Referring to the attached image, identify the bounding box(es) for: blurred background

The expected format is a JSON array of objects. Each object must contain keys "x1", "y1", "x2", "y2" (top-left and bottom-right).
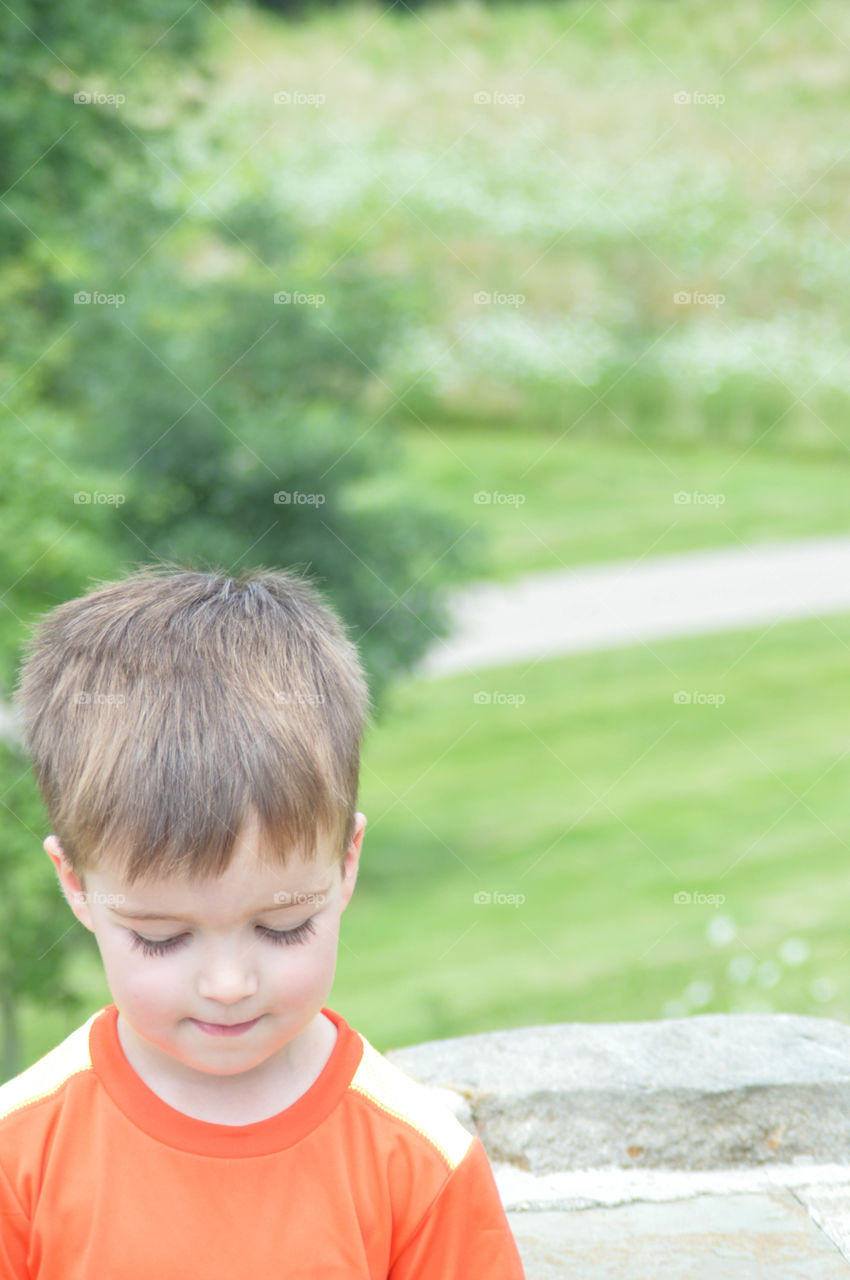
[{"x1": 3, "y1": 0, "x2": 850, "y2": 1081}]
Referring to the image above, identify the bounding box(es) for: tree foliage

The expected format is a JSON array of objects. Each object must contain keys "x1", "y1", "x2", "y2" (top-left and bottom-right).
[{"x1": 0, "y1": 0, "x2": 484, "y2": 1076}]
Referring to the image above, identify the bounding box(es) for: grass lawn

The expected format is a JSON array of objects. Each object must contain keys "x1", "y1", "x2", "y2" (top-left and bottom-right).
[
  {"x1": 352, "y1": 425, "x2": 850, "y2": 582},
  {"x1": 336, "y1": 607, "x2": 850, "y2": 1050}
]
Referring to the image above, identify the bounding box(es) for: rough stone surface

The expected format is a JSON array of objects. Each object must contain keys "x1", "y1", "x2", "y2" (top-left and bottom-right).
[
  {"x1": 795, "y1": 1188, "x2": 850, "y2": 1268},
  {"x1": 385, "y1": 1014, "x2": 850, "y2": 1172},
  {"x1": 506, "y1": 1192, "x2": 850, "y2": 1279},
  {"x1": 492, "y1": 1161, "x2": 850, "y2": 1213}
]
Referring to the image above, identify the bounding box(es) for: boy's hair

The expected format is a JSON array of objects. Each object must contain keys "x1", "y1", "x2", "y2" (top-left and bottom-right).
[{"x1": 13, "y1": 562, "x2": 372, "y2": 887}]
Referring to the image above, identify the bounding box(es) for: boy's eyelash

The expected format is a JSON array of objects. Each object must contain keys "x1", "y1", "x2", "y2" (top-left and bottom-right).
[
  {"x1": 128, "y1": 918, "x2": 317, "y2": 958},
  {"x1": 258, "y1": 919, "x2": 317, "y2": 947}
]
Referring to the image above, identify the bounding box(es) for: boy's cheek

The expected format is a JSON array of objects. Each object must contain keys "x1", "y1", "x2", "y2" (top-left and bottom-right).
[
  {"x1": 99, "y1": 942, "x2": 172, "y2": 1007},
  {"x1": 313, "y1": 936, "x2": 343, "y2": 991}
]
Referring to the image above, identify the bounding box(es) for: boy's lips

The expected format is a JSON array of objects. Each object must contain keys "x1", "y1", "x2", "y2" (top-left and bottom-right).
[{"x1": 190, "y1": 1016, "x2": 262, "y2": 1036}]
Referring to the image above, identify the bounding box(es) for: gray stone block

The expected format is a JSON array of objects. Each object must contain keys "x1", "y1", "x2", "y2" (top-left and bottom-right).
[
  {"x1": 507, "y1": 1192, "x2": 850, "y2": 1279},
  {"x1": 386, "y1": 1014, "x2": 850, "y2": 1172}
]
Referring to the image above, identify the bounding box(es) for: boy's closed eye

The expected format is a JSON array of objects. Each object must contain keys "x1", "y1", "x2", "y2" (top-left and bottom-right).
[{"x1": 128, "y1": 918, "x2": 317, "y2": 958}]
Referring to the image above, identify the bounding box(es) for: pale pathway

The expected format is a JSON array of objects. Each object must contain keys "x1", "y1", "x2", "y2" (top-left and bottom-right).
[{"x1": 418, "y1": 534, "x2": 850, "y2": 677}]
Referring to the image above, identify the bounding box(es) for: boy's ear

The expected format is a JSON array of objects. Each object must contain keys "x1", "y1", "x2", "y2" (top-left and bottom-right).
[
  {"x1": 340, "y1": 812, "x2": 366, "y2": 912},
  {"x1": 43, "y1": 835, "x2": 95, "y2": 931}
]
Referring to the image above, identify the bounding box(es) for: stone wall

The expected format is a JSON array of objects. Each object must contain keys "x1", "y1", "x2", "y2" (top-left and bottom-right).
[{"x1": 386, "y1": 1012, "x2": 850, "y2": 1174}]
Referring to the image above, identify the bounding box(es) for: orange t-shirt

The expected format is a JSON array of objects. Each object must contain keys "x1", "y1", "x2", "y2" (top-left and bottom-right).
[{"x1": 0, "y1": 1005, "x2": 525, "y2": 1279}]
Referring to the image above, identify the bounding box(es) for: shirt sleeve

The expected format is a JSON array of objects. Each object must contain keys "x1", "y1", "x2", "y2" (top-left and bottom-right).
[{"x1": 389, "y1": 1136, "x2": 526, "y2": 1280}]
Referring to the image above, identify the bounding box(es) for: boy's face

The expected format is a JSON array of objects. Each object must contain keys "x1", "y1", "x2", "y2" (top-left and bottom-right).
[{"x1": 44, "y1": 810, "x2": 366, "y2": 1091}]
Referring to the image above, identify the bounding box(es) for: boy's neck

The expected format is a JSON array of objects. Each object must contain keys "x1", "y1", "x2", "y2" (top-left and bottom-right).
[{"x1": 114, "y1": 1011, "x2": 338, "y2": 1126}]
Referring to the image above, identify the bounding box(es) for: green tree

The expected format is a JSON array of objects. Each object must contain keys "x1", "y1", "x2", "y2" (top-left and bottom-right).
[
  {"x1": 1, "y1": 0, "x2": 485, "y2": 1079},
  {"x1": 0, "y1": 0, "x2": 219, "y2": 1080}
]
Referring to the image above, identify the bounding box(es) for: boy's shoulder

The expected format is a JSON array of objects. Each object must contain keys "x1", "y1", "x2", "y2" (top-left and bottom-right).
[
  {"x1": 347, "y1": 1028, "x2": 475, "y2": 1171},
  {"x1": 0, "y1": 1007, "x2": 102, "y2": 1127}
]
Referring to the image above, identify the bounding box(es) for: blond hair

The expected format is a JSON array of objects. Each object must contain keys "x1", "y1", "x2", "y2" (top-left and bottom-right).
[{"x1": 14, "y1": 562, "x2": 371, "y2": 886}]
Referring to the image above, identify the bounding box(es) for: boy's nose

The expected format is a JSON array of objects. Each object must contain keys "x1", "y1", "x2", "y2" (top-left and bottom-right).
[{"x1": 196, "y1": 949, "x2": 260, "y2": 1003}]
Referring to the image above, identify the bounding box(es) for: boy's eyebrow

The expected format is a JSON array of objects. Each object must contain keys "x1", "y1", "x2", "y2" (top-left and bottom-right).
[{"x1": 107, "y1": 888, "x2": 332, "y2": 924}]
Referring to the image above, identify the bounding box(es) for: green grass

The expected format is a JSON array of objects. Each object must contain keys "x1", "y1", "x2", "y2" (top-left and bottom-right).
[
  {"x1": 333, "y1": 609, "x2": 850, "y2": 1050},
  {"x1": 349, "y1": 425, "x2": 850, "y2": 581}
]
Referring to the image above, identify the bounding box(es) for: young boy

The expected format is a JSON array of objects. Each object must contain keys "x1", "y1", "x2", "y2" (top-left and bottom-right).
[{"x1": 0, "y1": 564, "x2": 526, "y2": 1279}]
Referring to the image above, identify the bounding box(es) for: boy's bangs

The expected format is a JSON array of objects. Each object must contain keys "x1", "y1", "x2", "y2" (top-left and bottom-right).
[
  {"x1": 50, "y1": 672, "x2": 355, "y2": 887},
  {"x1": 14, "y1": 563, "x2": 369, "y2": 886}
]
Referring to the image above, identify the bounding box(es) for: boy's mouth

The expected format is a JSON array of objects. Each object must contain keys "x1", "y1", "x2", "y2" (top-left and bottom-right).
[{"x1": 190, "y1": 1016, "x2": 262, "y2": 1037}]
